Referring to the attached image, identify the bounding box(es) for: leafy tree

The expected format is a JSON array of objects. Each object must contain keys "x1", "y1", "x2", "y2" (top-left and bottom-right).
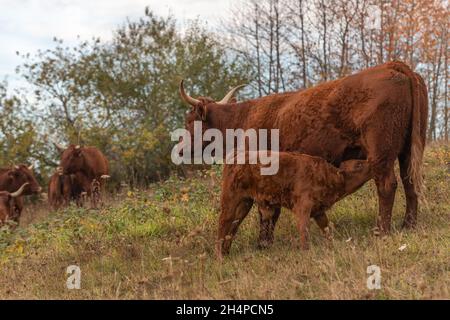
[
  {"x1": 0, "y1": 82, "x2": 36, "y2": 166},
  {"x1": 17, "y1": 9, "x2": 252, "y2": 186}
]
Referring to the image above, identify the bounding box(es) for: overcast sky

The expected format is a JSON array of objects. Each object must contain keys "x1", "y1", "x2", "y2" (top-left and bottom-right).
[{"x1": 0, "y1": 0, "x2": 233, "y2": 88}]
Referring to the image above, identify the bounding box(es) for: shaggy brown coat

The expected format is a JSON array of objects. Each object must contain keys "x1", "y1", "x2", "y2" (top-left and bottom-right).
[
  {"x1": 48, "y1": 170, "x2": 85, "y2": 209},
  {"x1": 0, "y1": 165, "x2": 42, "y2": 195},
  {"x1": 59, "y1": 145, "x2": 109, "y2": 202},
  {"x1": 0, "y1": 183, "x2": 28, "y2": 225},
  {"x1": 0, "y1": 165, "x2": 41, "y2": 225},
  {"x1": 60, "y1": 145, "x2": 109, "y2": 179},
  {"x1": 218, "y1": 152, "x2": 372, "y2": 257},
  {"x1": 181, "y1": 61, "x2": 428, "y2": 242}
]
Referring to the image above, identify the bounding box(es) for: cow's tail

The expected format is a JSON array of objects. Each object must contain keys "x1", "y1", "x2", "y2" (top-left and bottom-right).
[
  {"x1": 410, "y1": 72, "x2": 428, "y2": 199},
  {"x1": 391, "y1": 61, "x2": 428, "y2": 198}
]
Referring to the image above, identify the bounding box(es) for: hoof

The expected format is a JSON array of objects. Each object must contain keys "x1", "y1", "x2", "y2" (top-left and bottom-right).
[{"x1": 323, "y1": 226, "x2": 333, "y2": 241}]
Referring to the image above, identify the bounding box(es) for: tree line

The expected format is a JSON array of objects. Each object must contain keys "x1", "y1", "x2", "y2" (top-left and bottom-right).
[
  {"x1": 226, "y1": 0, "x2": 448, "y2": 139},
  {"x1": 0, "y1": 1, "x2": 448, "y2": 188}
]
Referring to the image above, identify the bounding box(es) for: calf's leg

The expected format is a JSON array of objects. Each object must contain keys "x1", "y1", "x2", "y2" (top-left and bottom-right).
[
  {"x1": 257, "y1": 206, "x2": 280, "y2": 249},
  {"x1": 313, "y1": 212, "x2": 332, "y2": 240},
  {"x1": 217, "y1": 197, "x2": 253, "y2": 259},
  {"x1": 293, "y1": 200, "x2": 313, "y2": 250}
]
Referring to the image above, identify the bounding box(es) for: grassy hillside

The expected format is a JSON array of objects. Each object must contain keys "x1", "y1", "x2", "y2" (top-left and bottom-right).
[{"x1": 0, "y1": 145, "x2": 449, "y2": 299}]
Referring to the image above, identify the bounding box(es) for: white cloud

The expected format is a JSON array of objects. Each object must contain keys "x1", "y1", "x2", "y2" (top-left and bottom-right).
[{"x1": 0, "y1": 0, "x2": 234, "y2": 88}]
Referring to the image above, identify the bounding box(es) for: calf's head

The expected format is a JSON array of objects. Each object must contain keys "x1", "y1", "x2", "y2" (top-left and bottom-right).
[
  {"x1": 0, "y1": 183, "x2": 28, "y2": 225},
  {"x1": 2, "y1": 164, "x2": 42, "y2": 195},
  {"x1": 178, "y1": 80, "x2": 245, "y2": 157},
  {"x1": 338, "y1": 160, "x2": 372, "y2": 196}
]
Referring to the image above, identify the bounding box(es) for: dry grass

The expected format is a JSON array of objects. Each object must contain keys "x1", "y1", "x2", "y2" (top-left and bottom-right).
[{"x1": 0, "y1": 144, "x2": 449, "y2": 299}]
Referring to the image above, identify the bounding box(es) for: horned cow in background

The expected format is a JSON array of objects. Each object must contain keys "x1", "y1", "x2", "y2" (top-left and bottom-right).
[
  {"x1": 0, "y1": 183, "x2": 29, "y2": 226},
  {"x1": 54, "y1": 144, "x2": 110, "y2": 208},
  {"x1": 0, "y1": 164, "x2": 42, "y2": 225},
  {"x1": 0, "y1": 164, "x2": 42, "y2": 195}
]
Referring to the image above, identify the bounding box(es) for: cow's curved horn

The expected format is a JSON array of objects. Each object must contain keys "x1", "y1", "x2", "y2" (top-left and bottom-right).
[
  {"x1": 179, "y1": 80, "x2": 200, "y2": 106},
  {"x1": 14, "y1": 165, "x2": 19, "y2": 170},
  {"x1": 28, "y1": 164, "x2": 34, "y2": 171},
  {"x1": 54, "y1": 142, "x2": 65, "y2": 153},
  {"x1": 10, "y1": 183, "x2": 29, "y2": 198},
  {"x1": 75, "y1": 145, "x2": 81, "y2": 150},
  {"x1": 217, "y1": 84, "x2": 247, "y2": 105}
]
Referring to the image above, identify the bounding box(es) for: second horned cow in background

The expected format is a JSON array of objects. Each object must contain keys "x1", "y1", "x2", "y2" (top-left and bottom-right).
[{"x1": 53, "y1": 144, "x2": 110, "y2": 208}]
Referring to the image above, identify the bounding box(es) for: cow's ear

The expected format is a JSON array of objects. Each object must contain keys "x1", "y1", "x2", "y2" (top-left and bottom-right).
[{"x1": 195, "y1": 104, "x2": 207, "y2": 121}]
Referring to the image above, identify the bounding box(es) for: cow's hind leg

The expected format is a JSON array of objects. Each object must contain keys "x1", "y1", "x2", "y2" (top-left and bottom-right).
[
  {"x1": 258, "y1": 206, "x2": 280, "y2": 249},
  {"x1": 373, "y1": 166, "x2": 397, "y2": 233},
  {"x1": 364, "y1": 124, "x2": 400, "y2": 234},
  {"x1": 217, "y1": 197, "x2": 253, "y2": 259},
  {"x1": 399, "y1": 152, "x2": 419, "y2": 228}
]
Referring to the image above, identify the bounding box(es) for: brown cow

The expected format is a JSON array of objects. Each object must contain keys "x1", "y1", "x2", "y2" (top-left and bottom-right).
[
  {"x1": 0, "y1": 183, "x2": 29, "y2": 225},
  {"x1": 217, "y1": 152, "x2": 372, "y2": 258},
  {"x1": 55, "y1": 144, "x2": 109, "y2": 207},
  {"x1": 180, "y1": 61, "x2": 428, "y2": 241},
  {"x1": 0, "y1": 165, "x2": 41, "y2": 225},
  {"x1": 48, "y1": 168, "x2": 85, "y2": 209},
  {"x1": 57, "y1": 145, "x2": 109, "y2": 178},
  {"x1": 0, "y1": 164, "x2": 42, "y2": 195}
]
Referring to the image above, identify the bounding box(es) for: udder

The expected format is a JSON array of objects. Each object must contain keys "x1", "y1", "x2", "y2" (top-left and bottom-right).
[{"x1": 333, "y1": 145, "x2": 367, "y2": 166}]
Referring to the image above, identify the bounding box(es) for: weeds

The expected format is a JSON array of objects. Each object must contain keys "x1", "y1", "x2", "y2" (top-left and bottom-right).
[{"x1": 0, "y1": 147, "x2": 449, "y2": 299}]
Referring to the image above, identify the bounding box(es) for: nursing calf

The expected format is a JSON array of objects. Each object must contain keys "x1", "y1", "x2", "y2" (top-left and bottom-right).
[
  {"x1": 48, "y1": 168, "x2": 85, "y2": 209},
  {"x1": 217, "y1": 152, "x2": 372, "y2": 258}
]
